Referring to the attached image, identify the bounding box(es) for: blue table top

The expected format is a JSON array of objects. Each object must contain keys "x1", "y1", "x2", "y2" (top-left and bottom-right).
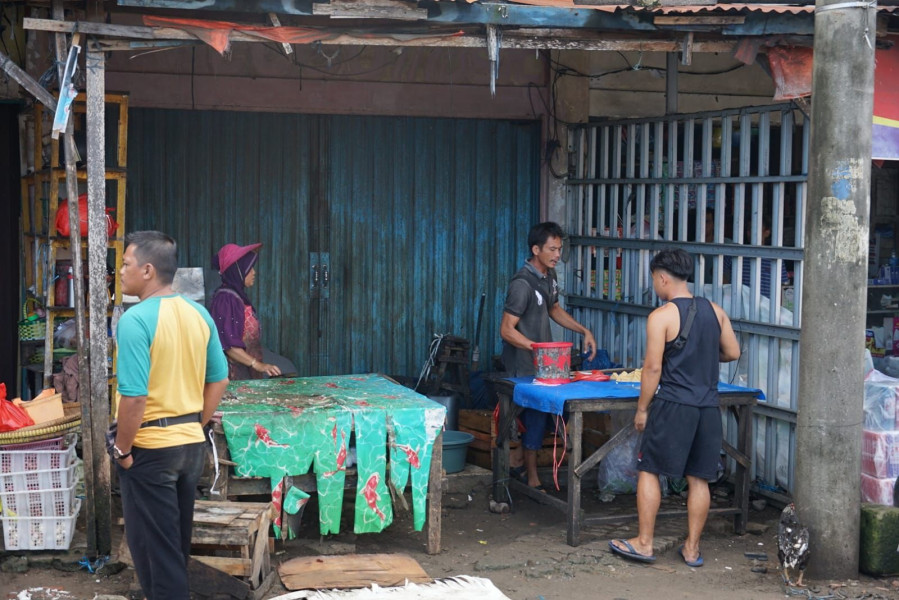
[{"x1": 508, "y1": 377, "x2": 764, "y2": 415}]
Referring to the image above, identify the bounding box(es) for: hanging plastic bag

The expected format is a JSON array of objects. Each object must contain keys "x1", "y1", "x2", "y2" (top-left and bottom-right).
[
  {"x1": 0, "y1": 384, "x2": 36, "y2": 432},
  {"x1": 55, "y1": 193, "x2": 119, "y2": 238}
]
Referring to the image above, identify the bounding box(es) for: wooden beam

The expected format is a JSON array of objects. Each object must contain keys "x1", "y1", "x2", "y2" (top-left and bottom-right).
[
  {"x1": 681, "y1": 31, "x2": 693, "y2": 65},
  {"x1": 85, "y1": 41, "x2": 113, "y2": 558},
  {"x1": 26, "y1": 16, "x2": 809, "y2": 55},
  {"x1": 52, "y1": 0, "x2": 92, "y2": 556},
  {"x1": 267, "y1": 13, "x2": 293, "y2": 55},
  {"x1": 0, "y1": 51, "x2": 57, "y2": 110},
  {"x1": 94, "y1": 29, "x2": 743, "y2": 54},
  {"x1": 313, "y1": 0, "x2": 428, "y2": 21}
]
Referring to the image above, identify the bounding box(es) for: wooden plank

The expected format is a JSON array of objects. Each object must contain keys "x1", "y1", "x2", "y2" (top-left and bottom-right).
[
  {"x1": 278, "y1": 554, "x2": 430, "y2": 591},
  {"x1": 192, "y1": 529, "x2": 256, "y2": 547},
  {"x1": 188, "y1": 557, "x2": 251, "y2": 600},
  {"x1": 249, "y1": 509, "x2": 271, "y2": 588},
  {"x1": 458, "y1": 409, "x2": 491, "y2": 433},
  {"x1": 427, "y1": 431, "x2": 442, "y2": 555},
  {"x1": 312, "y1": 1, "x2": 428, "y2": 21},
  {"x1": 85, "y1": 42, "x2": 114, "y2": 557},
  {"x1": 0, "y1": 50, "x2": 58, "y2": 110},
  {"x1": 192, "y1": 555, "x2": 253, "y2": 577}
]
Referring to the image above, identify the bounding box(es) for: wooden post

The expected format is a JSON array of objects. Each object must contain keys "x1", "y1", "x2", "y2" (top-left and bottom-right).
[
  {"x1": 426, "y1": 430, "x2": 442, "y2": 555},
  {"x1": 86, "y1": 41, "x2": 113, "y2": 556},
  {"x1": 52, "y1": 0, "x2": 94, "y2": 556}
]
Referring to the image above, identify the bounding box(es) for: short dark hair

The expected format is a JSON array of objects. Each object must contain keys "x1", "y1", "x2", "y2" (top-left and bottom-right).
[
  {"x1": 528, "y1": 221, "x2": 565, "y2": 252},
  {"x1": 125, "y1": 230, "x2": 178, "y2": 285},
  {"x1": 650, "y1": 248, "x2": 693, "y2": 281}
]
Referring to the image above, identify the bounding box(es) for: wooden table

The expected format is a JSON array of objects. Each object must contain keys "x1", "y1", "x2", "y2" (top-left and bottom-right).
[
  {"x1": 491, "y1": 377, "x2": 759, "y2": 547},
  {"x1": 213, "y1": 374, "x2": 446, "y2": 554}
]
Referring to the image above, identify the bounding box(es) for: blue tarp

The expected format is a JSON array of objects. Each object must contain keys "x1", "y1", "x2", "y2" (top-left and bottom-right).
[{"x1": 508, "y1": 377, "x2": 765, "y2": 415}]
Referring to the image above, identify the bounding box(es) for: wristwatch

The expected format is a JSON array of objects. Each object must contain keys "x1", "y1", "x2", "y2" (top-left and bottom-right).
[{"x1": 112, "y1": 445, "x2": 132, "y2": 461}]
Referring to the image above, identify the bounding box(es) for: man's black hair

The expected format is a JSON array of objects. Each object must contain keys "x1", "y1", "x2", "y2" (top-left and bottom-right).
[
  {"x1": 528, "y1": 221, "x2": 565, "y2": 252},
  {"x1": 125, "y1": 230, "x2": 178, "y2": 285},
  {"x1": 650, "y1": 247, "x2": 693, "y2": 281}
]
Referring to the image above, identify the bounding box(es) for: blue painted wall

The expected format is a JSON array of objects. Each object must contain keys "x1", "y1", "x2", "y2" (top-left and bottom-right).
[{"x1": 127, "y1": 109, "x2": 539, "y2": 378}]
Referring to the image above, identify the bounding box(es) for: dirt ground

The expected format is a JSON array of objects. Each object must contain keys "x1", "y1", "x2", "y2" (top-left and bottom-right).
[{"x1": 4, "y1": 471, "x2": 899, "y2": 600}]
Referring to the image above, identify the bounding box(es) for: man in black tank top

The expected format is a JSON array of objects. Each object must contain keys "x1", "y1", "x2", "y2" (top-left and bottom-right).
[{"x1": 610, "y1": 248, "x2": 740, "y2": 567}]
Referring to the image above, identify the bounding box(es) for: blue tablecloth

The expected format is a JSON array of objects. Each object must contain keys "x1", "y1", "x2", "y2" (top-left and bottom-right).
[{"x1": 508, "y1": 377, "x2": 765, "y2": 415}]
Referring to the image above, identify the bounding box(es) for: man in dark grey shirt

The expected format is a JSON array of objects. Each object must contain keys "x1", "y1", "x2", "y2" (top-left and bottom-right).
[{"x1": 500, "y1": 222, "x2": 597, "y2": 490}]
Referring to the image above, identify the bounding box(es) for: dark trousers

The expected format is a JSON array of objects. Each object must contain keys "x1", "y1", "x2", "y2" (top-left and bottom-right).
[{"x1": 117, "y1": 442, "x2": 206, "y2": 600}]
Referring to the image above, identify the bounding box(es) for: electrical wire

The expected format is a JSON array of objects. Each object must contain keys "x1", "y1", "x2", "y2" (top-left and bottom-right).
[
  {"x1": 415, "y1": 333, "x2": 447, "y2": 392},
  {"x1": 261, "y1": 43, "x2": 399, "y2": 78}
]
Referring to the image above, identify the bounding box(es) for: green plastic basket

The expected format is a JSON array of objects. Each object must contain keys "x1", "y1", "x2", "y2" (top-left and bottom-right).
[{"x1": 18, "y1": 301, "x2": 46, "y2": 341}]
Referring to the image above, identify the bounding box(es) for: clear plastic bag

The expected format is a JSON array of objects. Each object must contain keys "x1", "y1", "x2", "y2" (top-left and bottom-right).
[{"x1": 597, "y1": 428, "x2": 642, "y2": 494}]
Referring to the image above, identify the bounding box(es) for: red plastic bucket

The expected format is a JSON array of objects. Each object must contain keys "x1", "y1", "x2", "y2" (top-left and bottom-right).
[{"x1": 532, "y1": 342, "x2": 573, "y2": 384}]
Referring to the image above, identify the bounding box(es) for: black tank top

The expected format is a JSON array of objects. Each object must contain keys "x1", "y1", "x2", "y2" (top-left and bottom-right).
[{"x1": 654, "y1": 296, "x2": 721, "y2": 408}]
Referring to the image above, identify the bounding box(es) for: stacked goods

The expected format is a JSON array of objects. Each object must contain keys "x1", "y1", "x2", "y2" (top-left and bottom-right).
[
  {"x1": 862, "y1": 371, "x2": 899, "y2": 505},
  {"x1": 0, "y1": 434, "x2": 81, "y2": 550}
]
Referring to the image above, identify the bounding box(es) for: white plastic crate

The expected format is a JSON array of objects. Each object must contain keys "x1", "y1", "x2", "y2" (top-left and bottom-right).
[
  {"x1": 1, "y1": 497, "x2": 81, "y2": 550},
  {"x1": 0, "y1": 441, "x2": 76, "y2": 474},
  {"x1": 0, "y1": 460, "x2": 76, "y2": 493},
  {"x1": 0, "y1": 436, "x2": 65, "y2": 451},
  {"x1": 0, "y1": 484, "x2": 76, "y2": 518}
]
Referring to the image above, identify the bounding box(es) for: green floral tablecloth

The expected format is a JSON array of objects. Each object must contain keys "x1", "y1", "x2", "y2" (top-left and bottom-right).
[{"x1": 217, "y1": 374, "x2": 445, "y2": 537}]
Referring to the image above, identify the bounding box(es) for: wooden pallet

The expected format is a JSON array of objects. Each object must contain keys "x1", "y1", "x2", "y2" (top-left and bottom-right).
[{"x1": 189, "y1": 500, "x2": 276, "y2": 600}]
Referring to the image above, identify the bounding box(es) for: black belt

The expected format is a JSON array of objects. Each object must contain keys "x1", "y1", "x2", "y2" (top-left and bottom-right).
[{"x1": 140, "y1": 412, "x2": 202, "y2": 429}]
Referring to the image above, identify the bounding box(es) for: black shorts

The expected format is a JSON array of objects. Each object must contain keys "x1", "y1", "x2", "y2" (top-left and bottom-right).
[{"x1": 637, "y1": 399, "x2": 722, "y2": 481}]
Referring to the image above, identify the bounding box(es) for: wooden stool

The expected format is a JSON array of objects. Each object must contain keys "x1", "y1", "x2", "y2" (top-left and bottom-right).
[{"x1": 189, "y1": 500, "x2": 275, "y2": 600}]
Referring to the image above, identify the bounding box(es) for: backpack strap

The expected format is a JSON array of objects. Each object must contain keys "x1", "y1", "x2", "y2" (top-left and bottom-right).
[{"x1": 665, "y1": 297, "x2": 698, "y2": 357}]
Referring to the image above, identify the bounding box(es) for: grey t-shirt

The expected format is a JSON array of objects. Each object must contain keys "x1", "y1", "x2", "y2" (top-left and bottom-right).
[{"x1": 501, "y1": 261, "x2": 559, "y2": 376}]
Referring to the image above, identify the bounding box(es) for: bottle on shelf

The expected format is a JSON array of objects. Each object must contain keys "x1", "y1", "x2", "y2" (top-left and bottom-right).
[{"x1": 67, "y1": 266, "x2": 74, "y2": 308}]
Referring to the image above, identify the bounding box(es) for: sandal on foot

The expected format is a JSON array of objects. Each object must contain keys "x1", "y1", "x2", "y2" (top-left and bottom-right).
[
  {"x1": 608, "y1": 539, "x2": 656, "y2": 563},
  {"x1": 677, "y1": 544, "x2": 703, "y2": 567}
]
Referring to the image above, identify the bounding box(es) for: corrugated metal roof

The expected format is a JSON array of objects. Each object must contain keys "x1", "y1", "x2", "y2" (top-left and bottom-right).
[{"x1": 451, "y1": 0, "x2": 897, "y2": 15}]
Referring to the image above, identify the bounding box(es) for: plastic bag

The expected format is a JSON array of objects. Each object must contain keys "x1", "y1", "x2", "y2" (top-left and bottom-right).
[
  {"x1": 0, "y1": 384, "x2": 36, "y2": 432},
  {"x1": 597, "y1": 428, "x2": 642, "y2": 494},
  {"x1": 864, "y1": 369, "x2": 899, "y2": 431},
  {"x1": 55, "y1": 193, "x2": 119, "y2": 238}
]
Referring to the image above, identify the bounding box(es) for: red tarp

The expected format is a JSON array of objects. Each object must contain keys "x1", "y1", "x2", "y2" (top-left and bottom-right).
[{"x1": 142, "y1": 15, "x2": 463, "y2": 55}]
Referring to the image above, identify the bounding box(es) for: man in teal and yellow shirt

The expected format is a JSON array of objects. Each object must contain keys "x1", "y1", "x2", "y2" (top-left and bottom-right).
[{"x1": 113, "y1": 230, "x2": 229, "y2": 600}]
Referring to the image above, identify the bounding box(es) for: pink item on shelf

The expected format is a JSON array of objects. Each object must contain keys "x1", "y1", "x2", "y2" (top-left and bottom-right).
[
  {"x1": 862, "y1": 429, "x2": 899, "y2": 478},
  {"x1": 861, "y1": 473, "x2": 896, "y2": 506}
]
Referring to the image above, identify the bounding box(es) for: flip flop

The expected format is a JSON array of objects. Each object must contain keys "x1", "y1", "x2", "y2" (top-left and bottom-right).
[
  {"x1": 530, "y1": 484, "x2": 547, "y2": 493},
  {"x1": 678, "y1": 544, "x2": 704, "y2": 567},
  {"x1": 608, "y1": 539, "x2": 656, "y2": 563}
]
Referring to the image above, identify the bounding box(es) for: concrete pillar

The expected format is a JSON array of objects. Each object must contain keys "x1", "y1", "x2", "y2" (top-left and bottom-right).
[
  {"x1": 795, "y1": 0, "x2": 876, "y2": 579},
  {"x1": 544, "y1": 50, "x2": 590, "y2": 226},
  {"x1": 543, "y1": 50, "x2": 589, "y2": 341}
]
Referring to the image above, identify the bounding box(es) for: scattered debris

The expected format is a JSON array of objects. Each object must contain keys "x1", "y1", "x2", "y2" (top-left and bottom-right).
[
  {"x1": 744, "y1": 551, "x2": 768, "y2": 561},
  {"x1": 1, "y1": 556, "x2": 29, "y2": 574}
]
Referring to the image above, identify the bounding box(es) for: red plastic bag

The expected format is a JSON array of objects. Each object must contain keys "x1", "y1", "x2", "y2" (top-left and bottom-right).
[
  {"x1": 55, "y1": 193, "x2": 119, "y2": 238},
  {"x1": 0, "y1": 383, "x2": 35, "y2": 433}
]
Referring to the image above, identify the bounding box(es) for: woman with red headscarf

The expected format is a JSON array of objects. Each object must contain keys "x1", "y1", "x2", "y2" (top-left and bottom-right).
[{"x1": 210, "y1": 243, "x2": 281, "y2": 380}]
